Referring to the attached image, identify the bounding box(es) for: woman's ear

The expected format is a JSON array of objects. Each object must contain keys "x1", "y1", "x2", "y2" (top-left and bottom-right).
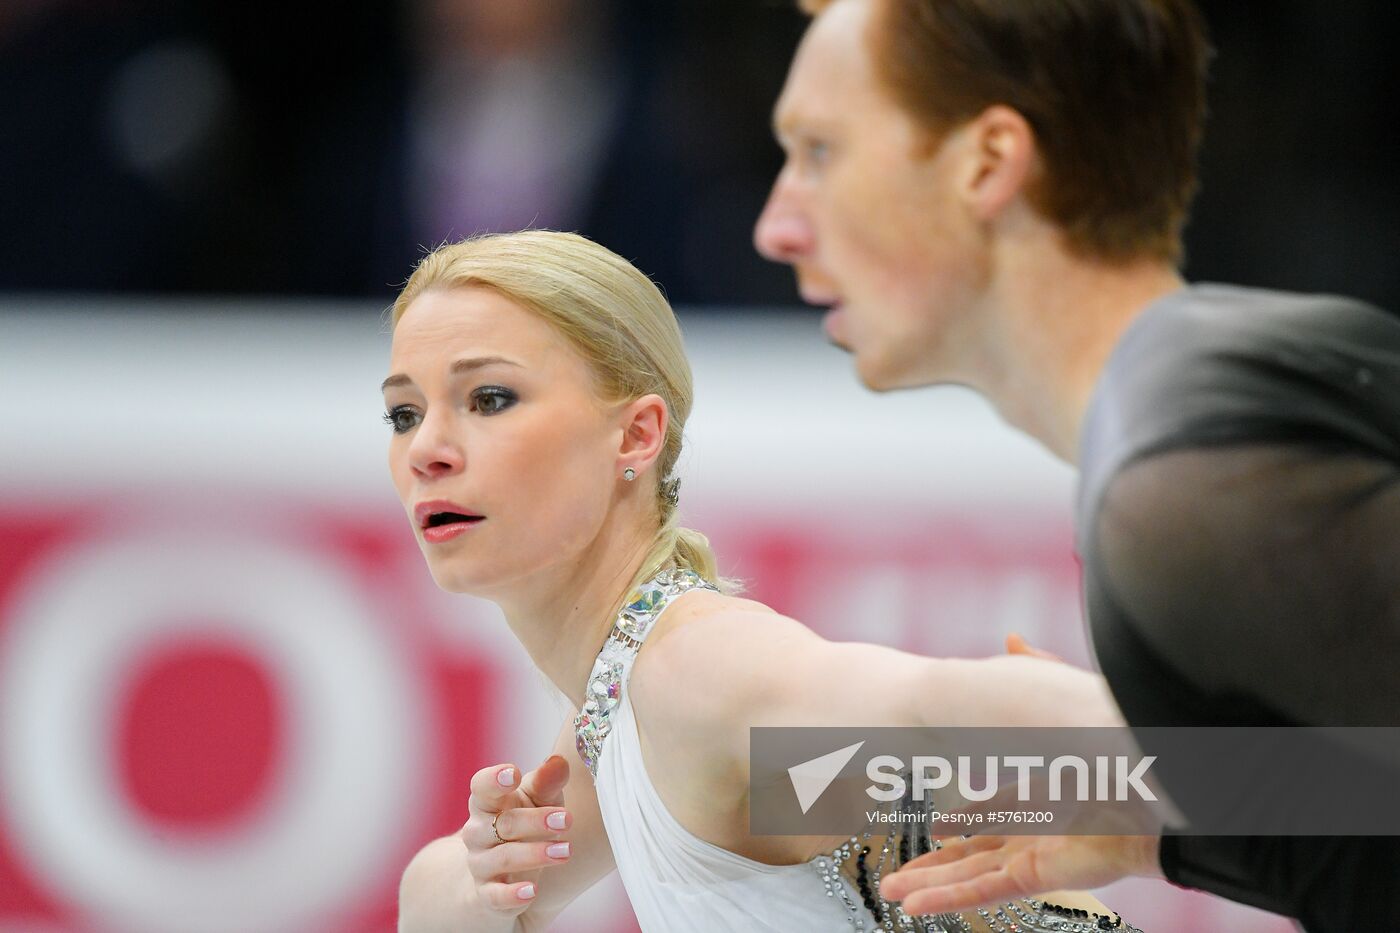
[{"x1": 617, "y1": 394, "x2": 668, "y2": 477}]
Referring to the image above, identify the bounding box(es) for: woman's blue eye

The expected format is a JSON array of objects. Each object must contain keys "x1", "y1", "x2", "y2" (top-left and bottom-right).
[
  {"x1": 382, "y1": 406, "x2": 419, "y2": 434},
  {"x1": 473, "y1": 386, "x2": 517, "y2": 415}
]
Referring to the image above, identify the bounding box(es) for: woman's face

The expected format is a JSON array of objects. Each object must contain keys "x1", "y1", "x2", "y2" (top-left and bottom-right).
[{"x1": 383, "y1": 285, "x2": 622, "y2": 595}]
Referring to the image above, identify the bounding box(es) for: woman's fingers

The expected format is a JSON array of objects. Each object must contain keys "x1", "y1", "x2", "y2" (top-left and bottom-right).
[
  {"x1": 452, "y1": 756, "x2": 578, "y2": 913},
  {"x1": 476, "y1": 879, "x2": 540, "y2": 911},
  {"x1": 462, "y1": 758, "x2": 572, "y2": 849},
  {"x1": 464, "y1": 803, "x2": 572, "y2": 850},
  {"x1": 467, "y1": 763, "x2": 523, "y2": 820},
  {"x1": 495, "y1": 804, "x2": 572, "y2": 843},
  {"x1": 461, "y1": 763, "x2": 522, "y2": 853},
  {"x1": 469, "y1": 839, "x2": 573, "y2": 880},
  {"x1": 519, "y1": 753, "x2": 571, "y2": 808}
]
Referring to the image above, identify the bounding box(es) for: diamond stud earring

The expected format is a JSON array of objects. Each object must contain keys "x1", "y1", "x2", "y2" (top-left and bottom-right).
[{"x1": 623, "y1": 468, "x2": 636, "y2": 481}]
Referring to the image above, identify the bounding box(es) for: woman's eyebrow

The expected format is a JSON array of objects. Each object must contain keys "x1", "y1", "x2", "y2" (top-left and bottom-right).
[{"x1": 381, "y1": 356, "x2": 523, "y2": 391}]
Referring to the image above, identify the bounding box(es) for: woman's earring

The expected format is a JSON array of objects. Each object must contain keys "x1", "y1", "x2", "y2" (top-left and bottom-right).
[{"x1": 623, "y1": 468, "x2": 636, "y2": 482}]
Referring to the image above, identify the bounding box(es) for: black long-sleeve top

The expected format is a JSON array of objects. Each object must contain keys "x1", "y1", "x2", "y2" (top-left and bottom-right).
[{"x1": 1077, "y1": 283, "x2": 1400, "y2": 931}]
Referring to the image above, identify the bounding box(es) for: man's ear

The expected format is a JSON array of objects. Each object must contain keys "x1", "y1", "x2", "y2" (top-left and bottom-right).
[
  {"x1": 617, "y1": 393, "x2": 668, "y2": 478},
  {"x1": 955, "y1": 104, "x2": 1037, "y2": 222}
]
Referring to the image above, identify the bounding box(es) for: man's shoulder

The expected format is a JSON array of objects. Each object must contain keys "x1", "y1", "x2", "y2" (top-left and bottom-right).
[
  {"x1": 1103, "y1": 282, "x2": 1396, "y2": 397},
  {"x1": 1079, "y1": 283, "x2": 1400, "y2": 499},
  {"x1": 1125, "y1": 280, "x2": 1400, "y2": 355}
]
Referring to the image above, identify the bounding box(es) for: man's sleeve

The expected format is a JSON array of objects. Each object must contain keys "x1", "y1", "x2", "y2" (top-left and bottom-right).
[
  {"x1": 1093, "y1": 441, "x2": 1400, "y2": 728},
  {"x1": 1089, "y1": 442, "x2": 1400, "y2": 923},
  {"x1": 1158, "y1": 833, "x2": 1400, "y2": 928}
]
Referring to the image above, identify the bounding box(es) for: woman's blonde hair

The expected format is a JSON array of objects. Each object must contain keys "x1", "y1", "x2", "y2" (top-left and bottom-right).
[{"x1": 390, "y1": 230, "x2": 735, "y2": 597}]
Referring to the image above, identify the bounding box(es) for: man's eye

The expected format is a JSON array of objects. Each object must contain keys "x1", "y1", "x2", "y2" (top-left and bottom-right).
[
  {"x1": 473, "y1": 387, "x2": 518, "y2": 415},
  {"x1": 803, "y1": 139, "x2": 831, "y2": 165},
  {"x1": 382, "y1": 406, "x2": 419, "y2": 434}
]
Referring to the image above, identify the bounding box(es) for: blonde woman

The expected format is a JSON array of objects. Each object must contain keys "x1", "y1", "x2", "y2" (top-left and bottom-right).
[{"x1": 385, "y1": 231, "x2": 1150, "y2": 932}]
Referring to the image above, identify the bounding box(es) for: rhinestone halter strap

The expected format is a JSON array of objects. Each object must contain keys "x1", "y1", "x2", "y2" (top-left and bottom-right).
[{"x1": 573, "y1": 568, "x2": 718, "y2": 779}]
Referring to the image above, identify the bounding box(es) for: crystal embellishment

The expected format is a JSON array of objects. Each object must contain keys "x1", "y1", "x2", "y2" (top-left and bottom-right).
[
  {"x1": 618, "y1": 580, "x2": 666, "y2": 637},
  {"x1": 573, "y1": 568, "x2": 718, "y2": 777}
]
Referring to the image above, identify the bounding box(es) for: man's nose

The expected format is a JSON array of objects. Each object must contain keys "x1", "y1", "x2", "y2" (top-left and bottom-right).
[{"x1": 754, "y1": 180, "x2": 814, "y2": 264}]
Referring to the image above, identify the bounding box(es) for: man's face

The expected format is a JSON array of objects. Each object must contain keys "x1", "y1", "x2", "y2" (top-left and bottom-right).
[{"x1": 755, "y1": 0, "x2": 987, "y2": 391}]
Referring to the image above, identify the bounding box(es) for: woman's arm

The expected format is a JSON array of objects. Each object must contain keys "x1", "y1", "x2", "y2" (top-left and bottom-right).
[
  {"x1": 627, "y1": 602, "x2": 1142, "y2": 924},
  {"x1": 398, "y1": 718, "x2": 615, "y2": 932},
  {"x1": 639, "y1": 603, "x2": 1125, "y2": 771}
]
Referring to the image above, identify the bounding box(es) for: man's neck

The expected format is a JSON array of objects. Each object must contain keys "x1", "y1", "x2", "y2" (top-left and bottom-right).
[{"x1": 973, "y1": 248, "x2": 1185, "y2": 464}]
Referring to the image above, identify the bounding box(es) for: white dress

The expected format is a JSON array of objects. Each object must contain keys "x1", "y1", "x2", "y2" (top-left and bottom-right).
[{"x1": 594, "y1": 688, "x2": 859, "y2": 931}]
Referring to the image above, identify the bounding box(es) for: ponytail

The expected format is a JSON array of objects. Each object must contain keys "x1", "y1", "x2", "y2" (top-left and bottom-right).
[{"x1": 627, "y1": 507, "x2": 742, "y2": 596}]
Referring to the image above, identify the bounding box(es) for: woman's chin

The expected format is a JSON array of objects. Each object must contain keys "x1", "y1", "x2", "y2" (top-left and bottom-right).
[
  {"x1": 425, "y1": 551, "x2": 553, "y2": 601},
  {"x1": 428, "y1": 563, "x2": 491, "y2": 596}
]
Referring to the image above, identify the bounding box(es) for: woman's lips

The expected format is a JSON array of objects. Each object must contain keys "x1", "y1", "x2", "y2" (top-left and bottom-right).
[
  {"x1": 423, "y1": 517, "x2": 484, "y2": 543},
  {"x1": 414, "y1": 499, "x2": 484, "y2": 542}
]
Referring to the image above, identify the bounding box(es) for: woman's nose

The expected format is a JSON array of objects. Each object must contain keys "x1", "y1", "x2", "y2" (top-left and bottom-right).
[
  {"x1": 754, "y1": 179, "x2": 815, "y2": 264},
  {"x1": 407, "y1": 418, "x2": 465, "y2": 480}
]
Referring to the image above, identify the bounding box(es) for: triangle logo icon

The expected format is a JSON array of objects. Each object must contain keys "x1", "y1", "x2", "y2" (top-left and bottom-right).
[{"x1": 788, "y1": 741, "x2": 866, "y2": 814}]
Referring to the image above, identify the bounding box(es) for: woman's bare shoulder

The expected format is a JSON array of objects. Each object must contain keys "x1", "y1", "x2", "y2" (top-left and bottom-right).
[
  {"x1": 634, "y1": 591, "x2": 821, "y2": 696},
  {"x1": 626, "y1": 592, "x2": 816, "y2": 736},
  {"x1": 651, "y1": 590, "x2": 820, "y2": 650}
]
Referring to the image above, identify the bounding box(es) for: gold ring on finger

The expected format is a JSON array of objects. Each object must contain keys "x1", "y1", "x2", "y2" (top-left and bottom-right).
[{"x1": 491, "y1": 812, "x2": 506, "y2": 844}]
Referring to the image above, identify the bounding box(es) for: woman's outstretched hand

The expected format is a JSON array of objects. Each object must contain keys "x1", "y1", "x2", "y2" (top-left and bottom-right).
[{"x1": 460, "y1": 754, "x2": 575, "y2": 915}]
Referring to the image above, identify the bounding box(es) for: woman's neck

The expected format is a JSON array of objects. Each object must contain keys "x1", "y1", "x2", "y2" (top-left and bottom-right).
[{"x1": 494, "y1": 510, "x2": 658, "y2": 712}]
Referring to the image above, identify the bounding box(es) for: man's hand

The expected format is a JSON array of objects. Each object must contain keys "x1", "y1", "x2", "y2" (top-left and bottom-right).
[
  {"x1": 875, "y1": 634, "x2": 1164, "y2": 915},
  {"x1": 877, "y1": 833, "x2": 1162, "y2": 915},
  {"x1": 1004, "y1": 632, "x2": 1064, "y2": 663}
]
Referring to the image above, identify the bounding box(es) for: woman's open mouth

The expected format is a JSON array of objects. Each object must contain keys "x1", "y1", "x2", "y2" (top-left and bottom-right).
[
  {"x1": 422, "y1": 512, "x2": 485, "y2": 544},
  {"x1": 415, "y1": 500, "x2": 486, "y2": 544}
]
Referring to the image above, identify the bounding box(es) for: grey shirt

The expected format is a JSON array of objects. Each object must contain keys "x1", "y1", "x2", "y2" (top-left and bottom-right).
[{"x1": 1076, "y1": 283, "x2": 1400, "y2": 930}]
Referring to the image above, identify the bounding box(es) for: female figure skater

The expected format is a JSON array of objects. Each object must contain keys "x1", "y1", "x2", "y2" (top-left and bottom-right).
[{"x1": 386, "y1": 231, "x2": 1146, "y2": 932}]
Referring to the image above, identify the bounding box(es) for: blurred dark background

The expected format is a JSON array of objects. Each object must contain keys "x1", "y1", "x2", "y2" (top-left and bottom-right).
[{"x1": 1, "y1": 0, "x2": 1396, "y2": 309}]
